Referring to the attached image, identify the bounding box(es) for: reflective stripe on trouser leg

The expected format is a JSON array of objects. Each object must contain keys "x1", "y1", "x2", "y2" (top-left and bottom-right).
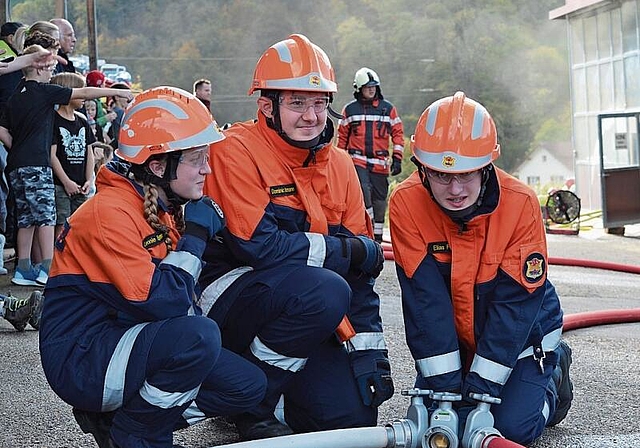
[
  {"x1": 180, "y1": 348, "x2": 267, "y2": 427},
  {"x1": 110, "y1": 316, "x2": 222, "y2": 447}
]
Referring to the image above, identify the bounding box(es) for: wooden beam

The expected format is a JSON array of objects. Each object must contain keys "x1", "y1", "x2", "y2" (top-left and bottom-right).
[{"x1": 87, "y1": 0, "x2": 98, "y2": 70}]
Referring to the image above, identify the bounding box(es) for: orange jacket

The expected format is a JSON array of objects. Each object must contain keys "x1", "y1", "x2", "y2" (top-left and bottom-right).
[
  {"x1": 201, "y1": 113, "x2": 385, "y2": 339},
  {"x1": 389, "y1": 167, "x2": 563, "y2": 397}
]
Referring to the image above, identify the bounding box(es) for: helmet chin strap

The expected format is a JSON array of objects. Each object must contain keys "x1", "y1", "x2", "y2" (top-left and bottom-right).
[
  {"x1": 129, "y1": 152, "x2": 189, "y2": 210},
  {"x1": 262, "y1": 90, "x2": 335, "y2": 166}
]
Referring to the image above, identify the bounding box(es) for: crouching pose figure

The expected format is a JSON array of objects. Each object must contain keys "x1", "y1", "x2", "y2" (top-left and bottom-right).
[
  {"x1": 39, "y1": 86, "x2": 266, "y2": 448},
  {"x1": 389, "y1": 92, "x2": 573, "y2": 445}
]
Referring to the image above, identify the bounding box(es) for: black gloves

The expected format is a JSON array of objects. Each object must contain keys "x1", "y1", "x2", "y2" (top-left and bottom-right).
[
  {"x1": 349, "y1": 236, "x2": 384, "y2": 278},
  {"x1": 390, "y1": 158, "x2": 402, "y2": 176},
  {"x1": 349, "y1": 350, "x2": 394, "y2": 407},
  {"x1": 184, "y1": 196, "x2": 225, "y2": 242}
]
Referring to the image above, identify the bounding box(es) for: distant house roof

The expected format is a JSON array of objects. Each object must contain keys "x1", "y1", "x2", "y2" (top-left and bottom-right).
[{"x1": 514, "y1": 141, "x2": 574, "y2": 174}]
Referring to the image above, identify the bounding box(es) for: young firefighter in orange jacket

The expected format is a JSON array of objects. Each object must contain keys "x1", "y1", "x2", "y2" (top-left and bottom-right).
[
  {"x1": 389, "y1": 92, "x2": 573, "y2": 445},
  {"x1": 39, "y1": 87, "x2": 266, "y2": 448},
  {"x1": 200, "y1": 34, "x2": 393, "y2": 441},
  {"x1": 337, "y1": 67, "x2": 404, "y2": 242}
]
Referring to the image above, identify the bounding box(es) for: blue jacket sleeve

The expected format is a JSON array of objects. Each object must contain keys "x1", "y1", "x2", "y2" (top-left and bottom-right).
[{"x1": 397, "y1": 257, "x2": 462, "y2": 393}]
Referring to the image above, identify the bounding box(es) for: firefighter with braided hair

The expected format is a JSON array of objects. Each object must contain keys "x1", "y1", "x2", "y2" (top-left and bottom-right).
[
  {"x1": 200, "y1": 34, "x2": 393, "y2": 441},
  {"x1": 39, "y1": 86, "x2": 266, "y2": 448},
  {"x1": 389, "y1": 92, "x2": 573, "y2": 445}
]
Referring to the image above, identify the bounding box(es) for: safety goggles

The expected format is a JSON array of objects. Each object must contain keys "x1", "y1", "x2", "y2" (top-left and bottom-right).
[
  {"x1": 179, "y1": 147, "x2": 210, "y2": 168},
  {"x1": 279, "y1": 95, "x2": 330, "y2": 114},
  {"x1": 426, "y1": 168, "x2": 480, "y2": 185}
]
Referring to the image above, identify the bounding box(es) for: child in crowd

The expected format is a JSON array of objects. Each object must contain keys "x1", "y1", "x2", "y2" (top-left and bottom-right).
[
  {"x1": 49, "y1": 72, "x2": 95, "y2": 238},
  {"x1": 105, "y1": 82, "x2": 130, "y2": 149},
  {"x1": 84, "y1": 99, "x2": 110, "y2": 144},
  {"x1": 0, "y1": 42, "x2": 132, "y2": 287}
]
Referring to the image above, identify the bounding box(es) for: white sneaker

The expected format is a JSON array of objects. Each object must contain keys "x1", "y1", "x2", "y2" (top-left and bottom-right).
[{"x1": 36, "y1": 269, "x2": 48, "y2": 285}]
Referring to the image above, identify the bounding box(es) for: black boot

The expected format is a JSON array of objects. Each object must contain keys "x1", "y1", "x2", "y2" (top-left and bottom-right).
[
  {"x1": 548, "y1": 340, "x2": 574, "y2": 426},
  {"x1": 234, "y1": 413, "x2": 293, "y2": 441},
  {"x1": 72, "y1": 408, "x2": 117, "y2": 448}
]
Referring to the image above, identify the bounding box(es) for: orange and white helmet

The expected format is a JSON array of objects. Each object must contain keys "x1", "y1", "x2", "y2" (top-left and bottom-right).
[
  {"x1": 411, "y1": 91, "x2": 500, "y2": 173},
  {"x1": 116, "y1": 86, "x2": 224, "y2": 165},
  {"x1": 247, "y1": 34, "x2": 337, "y2": 95}
]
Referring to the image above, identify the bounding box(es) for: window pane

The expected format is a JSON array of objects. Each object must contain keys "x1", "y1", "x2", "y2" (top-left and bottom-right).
[
  {"x1": 598, "y1": 10, "x2": 612, "y2": 58},
  {"x1": 612, "y1": 8, "x2": 623, "y2": 56},
  {"x1": 614, "y1": 59, "x2": 625, "y2": 108},
  {"x1": 624, "y1": 55, "x2": 640, "y2": 107},
  {"x1": 621, "y1": 0, "x2": 638, "y2": 53},
  {"x1": 572, "y1": 68, "x2": 587, "y2": 112},
  {"x1": 570, "y1": 17, "x2": 585, "y2": 64},
  {"x1": 587, "y1": 65, "x2": 600, "y2": 111},
  {"x1": 599, "y1": 63, "x2": 614, "y2": 110},
  {"x1": 584, "y1": 15, "x2": 598, "y2": 61}
]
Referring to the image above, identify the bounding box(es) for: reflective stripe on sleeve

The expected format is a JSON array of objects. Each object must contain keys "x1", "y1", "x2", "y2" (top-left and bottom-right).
[
  {"x1": 470, "y1": 354, "x2": 512, "y2": 386},
  {"x1": 140, "y1": 380, "x2": 200, "y2": 409},
  {"x1": 415, "y1": 350, "x2": 462, "y2": 378},
  {"x1": 518, "y1": 327, "x2": 563, "y2": 359},
  {"x1": 102, "y1": 322, "x2": 149, "y2": 411},
  {"x1": 250, "y1": 336, "x2": 307, "y2": 372},
  {"x1": 198, "y1": 266, "x2": 253, "y2": 316},
  {"x1": 160, "y1": 250, "x2": 202, "y2": 281},
  {"x1": 344, "y1": 332, "x2": 387, "y2": 353},
  {"x1": 305, "y1": 233, "x2": 326, "y2": 267}
]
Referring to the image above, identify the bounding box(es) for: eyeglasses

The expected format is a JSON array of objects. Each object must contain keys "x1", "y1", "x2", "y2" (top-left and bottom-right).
[
  {"x1": 279, "y1": 95, "x2": 330, "y2": 114},
  {"x1": 179, "y1": 149, "x2": 210, "y2": 168},
  {"x1": 426, "y1": 168, "x2": 480, "y2": 185}
]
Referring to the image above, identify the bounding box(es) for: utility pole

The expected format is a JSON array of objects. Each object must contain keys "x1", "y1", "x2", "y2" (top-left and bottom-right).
[
  {"x1": 87, "y1": 0, "x2": 98, "y2": 70},
  {"x1": 55, "y1": 0, "x2": 67, "y2": 18},
  {"x1": 1, "y1": 0, "x2": 9, "y2": 23}
]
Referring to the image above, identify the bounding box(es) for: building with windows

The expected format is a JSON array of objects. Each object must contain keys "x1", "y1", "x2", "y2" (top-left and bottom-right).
[
  {"x1": 513, "y1": 142, "x2": 574, "y2": 191},
  {"x1": 550, "y1": 0, "x2": 640, "y2": 228}
]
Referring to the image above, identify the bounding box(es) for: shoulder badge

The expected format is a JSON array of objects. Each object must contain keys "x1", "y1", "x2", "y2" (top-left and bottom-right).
[{"x1": 523, "y1": 252, "x2": 545, "y2": 283}]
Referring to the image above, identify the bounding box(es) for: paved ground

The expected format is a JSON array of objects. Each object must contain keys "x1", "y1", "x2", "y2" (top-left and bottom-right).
[{"x1": 1, "y1": 224, "x2": 639, "y2": 447}]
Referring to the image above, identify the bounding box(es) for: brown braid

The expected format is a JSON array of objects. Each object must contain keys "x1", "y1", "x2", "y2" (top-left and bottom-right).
[
  {"x1": 142, "y1": 183, "x2": 174, "y2": 252},
  {"x1": 172, "y1": 203, "x2": 186, "y2": 235}
]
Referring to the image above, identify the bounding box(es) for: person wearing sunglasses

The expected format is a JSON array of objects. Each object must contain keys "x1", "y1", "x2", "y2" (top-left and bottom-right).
[
  {"x1": 389, "y1": 92, "x2": 573, "y2": 445},
  {"x1": 200, "y1": 34, "x2": 393, "y2": 441}
]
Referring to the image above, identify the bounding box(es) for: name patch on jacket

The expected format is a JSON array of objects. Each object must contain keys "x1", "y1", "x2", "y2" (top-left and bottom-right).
[
  {"x1": 143, "y1": 231, "x2": 167, "y2": 249},
  {"x1": 523, "y1": 252, "x2": 545, "y2": 283},
  {"x1": 428, "y1": 241, "x2": 451, "y2": 254},
  {"x1": 270, "y1": 183, "x2": 297, "y2": 197}
]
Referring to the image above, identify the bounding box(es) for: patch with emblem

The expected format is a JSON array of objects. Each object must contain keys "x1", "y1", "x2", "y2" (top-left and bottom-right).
[
  {"x1": 442, "y1": 155, "x2": 456, "y2": 168},
  {"x1": 142, "y1": 231, "x2": 167, "y2": 249},
  {"x1": 428, "y1": 241, "x2": 451, "y2": 254},
  {"x1": 270, "y1": 183, "x2": 297, "y2": 197},
  {"x1": 523, "y1": 252, "x2": 545, "y2": 283},
  {"x1": 309, "y1": 75, "x2": 321, "y2": 87}
]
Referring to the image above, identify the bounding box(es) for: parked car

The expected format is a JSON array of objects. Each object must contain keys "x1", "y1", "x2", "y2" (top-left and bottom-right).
[{"x1": 100, "y1": 63, "x2": 127, "y2": 81}]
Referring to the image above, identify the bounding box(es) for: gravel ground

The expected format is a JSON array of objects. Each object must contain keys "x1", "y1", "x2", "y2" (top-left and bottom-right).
[{"x1": 1, "y1": 226, "x2": 639, "y2": 448}]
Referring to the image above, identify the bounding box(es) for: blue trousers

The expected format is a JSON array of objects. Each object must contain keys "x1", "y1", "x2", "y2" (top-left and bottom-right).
[
  {"x1": 43, "y1": 316, "x2": 266, "y2": 448},
  {"x1": 209, "y1": 265, "x2": 378, "y2": 431}
]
